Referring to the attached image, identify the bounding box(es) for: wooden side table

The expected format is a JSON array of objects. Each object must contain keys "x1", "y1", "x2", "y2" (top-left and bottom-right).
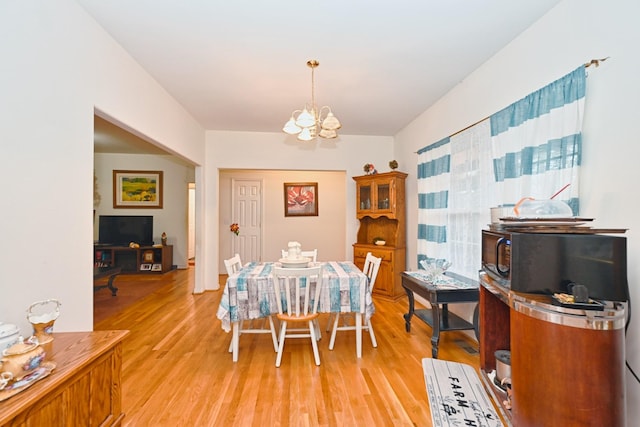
[{"x1": 401, "y1": 271, "x2": 479, "y2": 358}]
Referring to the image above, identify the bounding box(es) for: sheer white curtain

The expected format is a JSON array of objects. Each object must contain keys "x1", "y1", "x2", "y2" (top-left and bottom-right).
[
  {"x1": 417, "y1": 66, "x2": 586, "y2": 278},
  {"x1": 448, "y1": 120, "x2": 495, "y2": 277}
]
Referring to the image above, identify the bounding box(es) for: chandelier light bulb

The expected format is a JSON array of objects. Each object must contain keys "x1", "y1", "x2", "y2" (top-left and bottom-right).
[
  {"x1": 283, "y1": 116, "x2": 302, "y2": 135},
  {"x1": 297, "y1": 127, "x2": 314, "y2": 141},
  {"x1": 320, "y1": 111, "x2": 341, "y2": 131},
  {"x1": 318, "y1": 128, "x2": 337, "y2": 139},
  {"x1": 295, "y1": 107, "x2": 315, "y2": 128}
]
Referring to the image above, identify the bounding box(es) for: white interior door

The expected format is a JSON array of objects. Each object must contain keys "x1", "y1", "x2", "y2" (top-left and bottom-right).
[
  {"x1": 188, "y1": 184, "x2": 195, "y2": 260},
  {"x1": 232, "y1": 179, "x2": 262, "y2": 262}
]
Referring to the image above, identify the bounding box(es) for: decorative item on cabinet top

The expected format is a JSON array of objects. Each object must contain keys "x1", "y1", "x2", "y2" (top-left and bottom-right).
[{"x1": 363, "y1": 163, "x2": 377, "y2": 175}]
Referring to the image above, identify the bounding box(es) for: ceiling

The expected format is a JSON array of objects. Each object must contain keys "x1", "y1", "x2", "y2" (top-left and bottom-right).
[
  {"x1": 81, "y1": 0, "x2": 562, "y2": 152},
  {"x1": 94, "y1": 115, "x2": 171, "y2": 155}
]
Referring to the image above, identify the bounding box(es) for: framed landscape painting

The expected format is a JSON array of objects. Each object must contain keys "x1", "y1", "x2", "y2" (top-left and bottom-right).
[
  {"x1": 284, "y1": 182, "x2": 318, "y2": 217},
  {"x1": 113, "y1": 170, "x2": 163, "y2": 209}
]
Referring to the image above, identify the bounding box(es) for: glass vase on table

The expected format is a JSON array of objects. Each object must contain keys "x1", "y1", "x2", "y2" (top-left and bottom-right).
[{"x1": 419, "y1": 259, "x2": 452, "y2": 282}]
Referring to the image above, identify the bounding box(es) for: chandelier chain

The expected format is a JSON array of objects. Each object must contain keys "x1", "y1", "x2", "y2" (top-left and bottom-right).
[{"x1": 310, "y1": 63, "x2": 316, "y2": 114}]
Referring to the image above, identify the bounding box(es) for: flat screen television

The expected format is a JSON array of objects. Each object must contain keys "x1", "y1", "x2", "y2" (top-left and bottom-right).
[{"x1": 98, "y1": 215, "x2": 154, "y2": 246}]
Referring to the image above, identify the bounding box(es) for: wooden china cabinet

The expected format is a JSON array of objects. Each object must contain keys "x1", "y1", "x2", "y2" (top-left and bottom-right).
[{"x1": 353, "y1": 171, "x2": 407, "y2": 300}]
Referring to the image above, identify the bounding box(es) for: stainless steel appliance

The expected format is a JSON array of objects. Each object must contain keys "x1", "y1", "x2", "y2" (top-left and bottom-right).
[{"x1": 481, "y1": 230, "x2": 629, "y2": 302}]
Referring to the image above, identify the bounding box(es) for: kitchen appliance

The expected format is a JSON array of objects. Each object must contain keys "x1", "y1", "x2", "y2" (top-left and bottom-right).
[
  {"x1": 494, "y1": 350, "x2": 511, "y2": 384},
  {"x1": 481, "y1": 230, "x2": 629, "y2": 302}
]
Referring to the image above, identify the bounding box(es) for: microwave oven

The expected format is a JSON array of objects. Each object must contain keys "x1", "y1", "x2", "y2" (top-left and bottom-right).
[{"x1": 481, "y1": 230, "x2": 629, "y2": 302}]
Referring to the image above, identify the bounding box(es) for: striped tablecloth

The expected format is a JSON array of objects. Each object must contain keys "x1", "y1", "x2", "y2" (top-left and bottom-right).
[{"x1": 216, "y1": 261, "x2": 374, "y2": 332}]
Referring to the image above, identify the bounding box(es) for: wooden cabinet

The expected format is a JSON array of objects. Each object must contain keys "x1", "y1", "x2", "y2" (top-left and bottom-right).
[
  {"x1": 95, "y1": 245, "x2": 174, "y2": 273},
  {"x1": 0, "y1": 330, "x2": 128, "y2": 427},
  {"x1": 355, "y1": 172, "x2": 406, "y2": 220},
  {"x1": 479, "y1": 272, "x2": 626, "y2": 426},
  {"x1": 354, "y1": 245, "x2": 405, "y2": 299},
  {"x1": 353, "y1": 171, "x2": 407, "y2": 300}
]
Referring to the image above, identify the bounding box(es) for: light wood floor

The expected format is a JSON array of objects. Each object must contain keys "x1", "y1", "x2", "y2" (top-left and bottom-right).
[{"x1": 94, "y1": 266, "x2": 481, "y2": 426}]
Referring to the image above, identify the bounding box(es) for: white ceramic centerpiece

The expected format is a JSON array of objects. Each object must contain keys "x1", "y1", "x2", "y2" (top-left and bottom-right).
[
  {"x1": 287, "y1": 241, "x2": 302, "y2": 260},
  {"x1": 279, "y1": 241, "x2": 311, "y2": 268}
]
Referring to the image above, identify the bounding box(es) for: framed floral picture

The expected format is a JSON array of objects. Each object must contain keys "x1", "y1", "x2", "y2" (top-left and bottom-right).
[
  {"x1": 284, "y1": 182, "x2": 318, "y2": 217},
  {"x1": 113, "y1": 170, "x2": 163, "y2": 209}
]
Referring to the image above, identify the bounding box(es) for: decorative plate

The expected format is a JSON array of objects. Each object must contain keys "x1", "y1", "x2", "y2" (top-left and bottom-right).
[
  {"x1": 498, "y1": 221, "x2": 587, "y2": 227},
  {"x1": 499, "y1": 217, "x2": 593, "y2": 222},
  {"x1": 0, "y1": 361, "x2": 56, "y2": 401},
  {"x1": 278, "y1": 257, "x2": 311, "y2": 268},
  {"x1": 551, "y1": 294, "x2": 604, "y2": 311}
]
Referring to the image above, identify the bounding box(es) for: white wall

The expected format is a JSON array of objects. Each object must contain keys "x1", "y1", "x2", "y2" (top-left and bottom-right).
[
  {"x1": 219, "y1": 170, "x2": 347, "y2": 268},
  {"x1": 0, "y1": 0, "x2": 205, "y2": 336},
  {"x1": 202, "y1": 131, "x2": 395, "y2": 291},
  {"x1": 94, "y1": 153, "x2": 193, "y2": 268},
  {"x1": 395, "y1": 0, "x2": 640, "y2": 420}
]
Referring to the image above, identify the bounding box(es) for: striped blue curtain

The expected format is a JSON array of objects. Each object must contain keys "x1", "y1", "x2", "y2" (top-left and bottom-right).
[
  {"x1": 417, "y1": 66, "x2": 586, "y2": 275},
  {"x1": 417, "y1": 137, "x2": 451, "y2": 267},
  {"x1": 490, "y1": 66, "x2": 585, "y2": 213}
]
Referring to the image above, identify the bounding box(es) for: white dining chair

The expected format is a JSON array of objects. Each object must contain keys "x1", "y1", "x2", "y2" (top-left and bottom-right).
[
  {"x1": 223, "y1": 253, "x2": 243, "y2": 275},
  {"x1": 272, "y1": 264, "x2": 324, "y2": 367},
  {"x1": 328, "y1": 252, "x2": 381, "y2": 353},
  {"x1": 224, "y1": 254, "x2": 279, "y2": 355}
]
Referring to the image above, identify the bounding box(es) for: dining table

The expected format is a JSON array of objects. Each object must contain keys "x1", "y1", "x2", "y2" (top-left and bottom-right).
[{"x1": 216, "y1": 261, "x2": 374, "y2": 362}]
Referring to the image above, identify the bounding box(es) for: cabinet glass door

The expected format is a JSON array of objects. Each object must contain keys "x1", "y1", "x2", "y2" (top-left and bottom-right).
[
  {"x1": 377, "y1": 183, "x2": 390, "y2": 209},
  {"x1": 359, "y1": 185, "x2": 371, "y2": 210}
]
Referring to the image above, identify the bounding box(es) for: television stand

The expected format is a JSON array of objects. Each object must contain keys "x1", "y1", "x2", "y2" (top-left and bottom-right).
[{"x1": 94, "y1": 244, "x2": 174, "y2": 274}]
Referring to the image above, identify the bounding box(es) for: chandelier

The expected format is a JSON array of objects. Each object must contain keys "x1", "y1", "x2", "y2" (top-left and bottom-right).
[{"x1": 282, "y1": 60, "x2": 342, "y2": 141}]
